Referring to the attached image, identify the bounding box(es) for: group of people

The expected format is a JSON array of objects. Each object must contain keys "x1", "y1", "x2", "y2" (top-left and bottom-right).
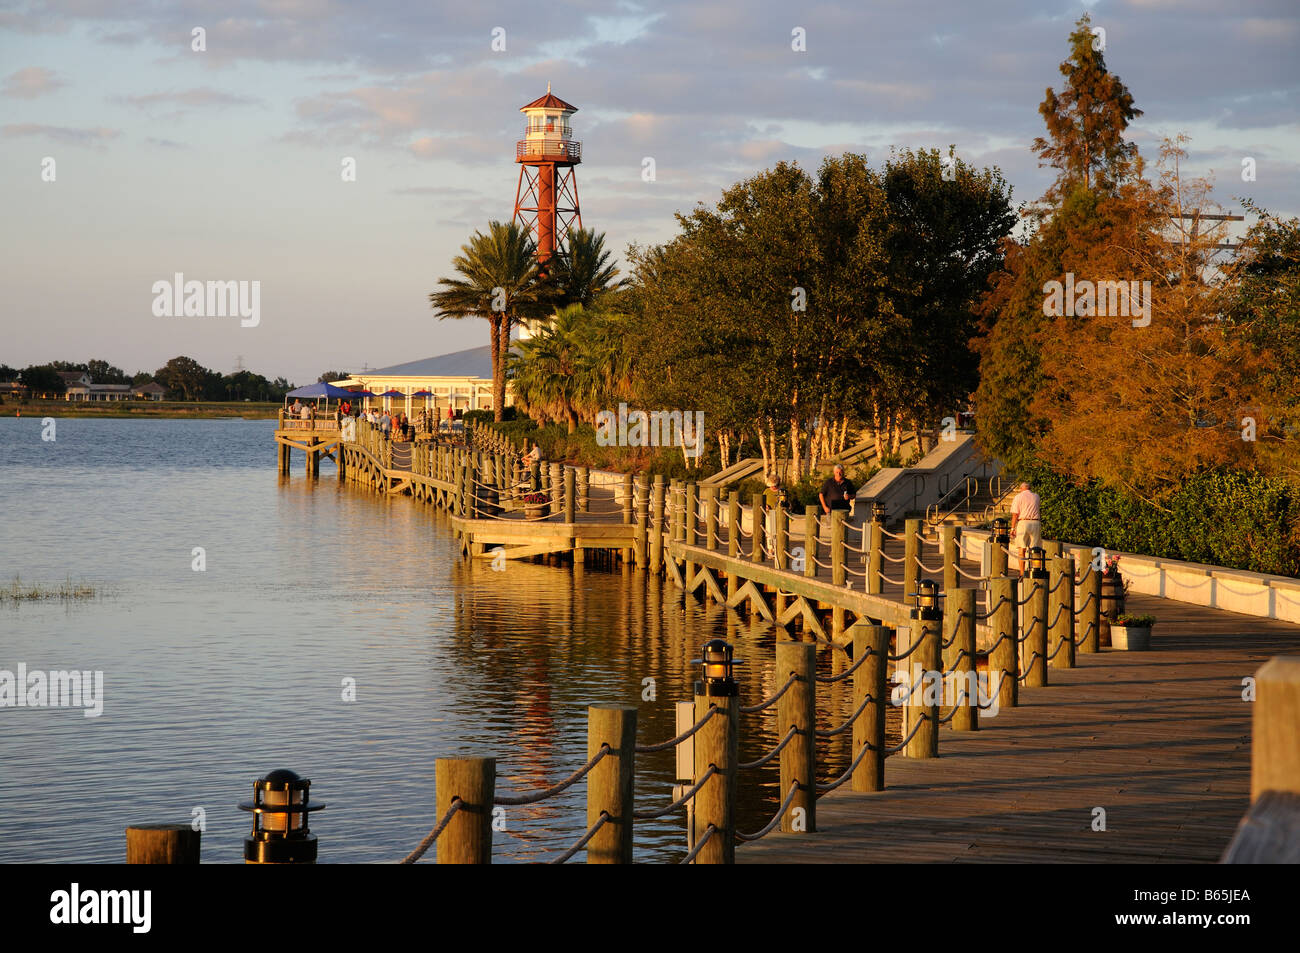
[{"x1": 288, "y1": 397, "x2": 466, "y2": 443}]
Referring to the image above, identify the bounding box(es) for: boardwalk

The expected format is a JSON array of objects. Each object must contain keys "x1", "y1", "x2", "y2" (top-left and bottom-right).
[{"x1": 739, "y1": 592, "x2": 1300, "y2": 863}]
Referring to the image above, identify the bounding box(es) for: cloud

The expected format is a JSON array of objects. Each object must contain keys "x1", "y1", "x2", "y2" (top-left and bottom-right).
[
  {"x1": 118, "y1": 87, "x2": 262, "y2": 110},
  {"x1": 2, "y1": 67, "x2": 63, "y2": 98},
  {"x1": 2, "y1": 123, "x2": 120, "y2": 145}
]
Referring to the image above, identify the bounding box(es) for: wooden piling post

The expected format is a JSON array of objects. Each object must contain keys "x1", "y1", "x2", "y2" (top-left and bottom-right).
[
  {"x1": 1078, "y1": 557, "x2": 1101, "y2": 654},
  {"x1": 684, "y1": 482, "x2": 698, "y2": 547},
  {"x1": 751, "y1": 492, "x2": 765, "y2": 564},
  {"x1": 868, "y1": 519, "x2": 883, "y2": 595},
  {"x1": 125, "y1": 823, "x2": 200, "y2": 864},
  {"x1": 564, "y1": 467, "x2": 576, "y2": 526},
  {"x1": 727, "y1": 491, "x2": 740, "y2": 560},
  {"x1": 989, "y1": 532, "x2": 1008, "y2": 578},
  {"x1": 903, "y1": 517, "x2": 921, "y2": 599},
  {"x1": 633, "y1": 479, "x2": 648, "y2": 568},
  {"x1": 704, "y1": 486, "x2": 718, "y2": 551},
  {"x1": 941, "y1": 524, "x2": 959, "y2": 593},
  {"x1": 435, "y1": 757, "x2": 496, "y2": 864},
  {"x1": 803, "y1": 505, "x2": 818, "y2": 579},
  {"x1": 691, "y1": 692, "x2": 738, "y2": 863},
  {"x1": 1049, "y1": 556, "x2": 1076, "y2": 670},
  {"x1": 852, "y1": 623, "x2": 890, "y2": 792},
  {"x1": 776, "y1": 641, "x2": 817, "y2": 833},
  {"x1": 774, "y1": 504, "x2": 788, "y2": 570},
  {"x1": 549, "y1": 463, "x2": 563, "y2": 517},
  {"x1": 577, "y1": 466, "x2": 590, "y2": 514},
  {"x1": 650, "y1": 477, "x2": 665, "y2": 571},
  {"x1": 1250, "y1": 657, "x2": 1300, "y2": 800},
  {"x1": 945, "y1": 587, "x2": 977, "y2": 731},
  {"x1": 905, "y1": 600, "x2": 942, "y2": 759},
  {"x1": 831, "y1": 511, "x2": 846, "y2": 587},
  {"x1": 622, "y1": 472, "x2": 634, "y2": 524},
  {"x1": 587, "y1": 706, "x2": 636, "y2": 864},
  {"x1": 1023, "y1": 566, "x2": 1050, "y2": 688},
  {"x1": 988, "y1": 576, "x2": 1019, "y2": 708}
]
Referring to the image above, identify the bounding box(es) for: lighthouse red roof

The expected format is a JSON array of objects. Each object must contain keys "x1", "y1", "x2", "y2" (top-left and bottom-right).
[{"x1": 520, "y1": 90, "x2": 577, "y2": 112}]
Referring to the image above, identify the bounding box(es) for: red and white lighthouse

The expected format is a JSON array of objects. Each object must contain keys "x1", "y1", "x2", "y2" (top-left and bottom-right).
[{"x1": 512, "y1": 85, "x2": 582, "y2": 272}]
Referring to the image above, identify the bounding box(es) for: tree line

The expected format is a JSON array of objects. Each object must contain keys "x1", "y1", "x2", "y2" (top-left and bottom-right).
[{"x1": 1, "y1": 357, "x2": 295, "y2": 402}]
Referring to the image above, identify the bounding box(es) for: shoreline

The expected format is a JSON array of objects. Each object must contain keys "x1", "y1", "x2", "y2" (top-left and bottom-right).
[{"x1": 3, "y1": 400, "x2": 280, "y2": 420}]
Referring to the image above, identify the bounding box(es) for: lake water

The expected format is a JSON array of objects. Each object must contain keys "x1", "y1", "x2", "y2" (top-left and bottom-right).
[{"x1": 0, "y1": 417, "x2": 860, "y2": 863}]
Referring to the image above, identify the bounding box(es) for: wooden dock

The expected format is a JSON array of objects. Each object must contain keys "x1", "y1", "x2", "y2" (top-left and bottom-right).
[
  {"x1": 274, "y1": 418, "x2": 1300, "y2": 864},
  {"x1": 738, "y1": 592, "x2": 1300, "y2": 863}
]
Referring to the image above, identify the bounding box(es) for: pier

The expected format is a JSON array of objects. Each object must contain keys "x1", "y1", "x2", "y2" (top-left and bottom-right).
[{"x1": 268, "y1": 416, "x2": 1300, "y2": 863}]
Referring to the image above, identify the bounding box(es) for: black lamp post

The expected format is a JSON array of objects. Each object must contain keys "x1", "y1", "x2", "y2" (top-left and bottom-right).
[
  {"x1": 238, "y1": 768, "x2": 326, "y2": 864},
  {"x1": 909, "y1": 578, "x2": 943, "y2": 622},
  {"x1": 1027, "y1": 546, "x2": 1049, "y2": 579},
  {"x1": 692, "y1": 639, "x2": 742, "y2": 697},
  {"x1": 992, "y1": 516, "x2": 1011, "y2": 548},
  {"x1": 872, "y1": 500, "x2": 886, "y2": 524}
]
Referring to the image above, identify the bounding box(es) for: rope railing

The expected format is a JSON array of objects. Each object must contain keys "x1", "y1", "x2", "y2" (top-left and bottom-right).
[
  {"x1": 940, "y1": 650, "x2": 971, "y2": 676},
  {"x1": 885, "y1": 716, "x2": 928, "y2": 754},
  {"x1": 879, "y1": 571, "x2": 905, "y2": 586},
  {"x1": 493, "y1": 744, "x2": 610, "y2": 805},
  {"x1": 734, "y1": 781, "x2": 800, "y2": 842},
  {"x1": 888, "y1": 639, "x2": 927, "y2": 662},
  {"x1": 954, "y1": 564, "x2": 983, "y2": 580},
  {"x1": 879, "y1": 550, "x2": 907, "y2": 563},
  {"x1": 740, "y1": 673, "x2": 799, "y2": 714},
  {"x1": 549, "y1": 811, "x2": 610, "y2": 864},
  {"x1": 1070, "y1": 622, "x2": 1098, "y2": 647},
  {"x1": 635, "y1": 706, "x2": 718, "y2": 753},
  {"x1": 816, "y1": 650, "x2": 872, "y2": 682},
  {"x1": 816, "y1": 737, "x2": 877, "y2": 793},
  {"x1": 978, "y1": 670, "x2": 1011, "y2": 709},
  {"x1": 815, "y1": 693, "x2": 875, "y2": 737},
  {"x1": 982, "y1": 630, "x2": 1015, "y2": 654},
  {"x1": 738, "y1": 725, "x2": 799, "y2": 770},
  {"x1": 879, "y1": 527, "x2": 906, "y2": 540},
  {"x1": 1045, "y1": 637, "x2": 1071, "y2": 661},
  {"x1": 1073, "y1": 590, "x2": 1098, "y2": 615},
  {"x1": 914, "y1": 555, "x2": 944, "y2": 573},
  {"x1": 974, "y1": 595, "x2": 1009, "y2": 620},
  {"x1": 679, "y1": 825, "x2": 716, "y2": 864},
  {"x1": 1017, "y1": 653, "x2": 1043, "y2": 681},
  {"x1": 400, "y1": 798, "x2": 463, "y2": 864},
  {"x1": 633, "y1": 766, "x2": 717, "y2": 820}
]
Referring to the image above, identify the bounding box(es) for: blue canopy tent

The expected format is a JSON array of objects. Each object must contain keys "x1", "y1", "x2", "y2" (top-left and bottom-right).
[{"x1": 286, "y1": 382, "x2": 358, "y2": 400}]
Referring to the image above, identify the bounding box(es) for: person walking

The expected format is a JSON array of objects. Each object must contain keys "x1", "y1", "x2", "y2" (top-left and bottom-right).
[
  {"x1": 819, "y1": 464, "x2": 855, "y2": 516},
  {"x1": 1009, "y1": 481, "x2": 1042, "y2": 574}
]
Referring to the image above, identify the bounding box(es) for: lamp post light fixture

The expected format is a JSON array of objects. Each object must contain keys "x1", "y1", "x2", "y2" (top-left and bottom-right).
[
  {"x1": 692, "y1": 638, "x2": 742, "y2": 697},
  {"x1": 871, "y1": 501, "x2": 887, "y2": 524},
  {"x1": 909, "y1": 578, "x2": 943, "y2": 622},
  {"x1": 992, "y1": 516, "x2": 1011, "y2": 548},
  {"x1": 1027, "y1": 546, "x2": 1049, "y2": 579},
  {"x1": 238, "y1": 768, "x2": 326, "y2": 864}
]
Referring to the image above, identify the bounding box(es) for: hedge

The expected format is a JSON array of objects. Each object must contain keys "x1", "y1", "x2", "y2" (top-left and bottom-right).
[{"x1": 1025, "y1": 467, "x2": 1300, "y2": 578}]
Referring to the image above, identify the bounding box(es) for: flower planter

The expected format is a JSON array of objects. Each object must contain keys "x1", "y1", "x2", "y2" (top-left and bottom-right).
[
  {"x1": 1099, "y1": 572, "x2": 1126, "y2": 647},
  {"x1": 525, "y1": 505, "x2": 548, "y2": 520},
  {"x1": 1110, "y1": 624, "x2": 1151, "y2": 651}
]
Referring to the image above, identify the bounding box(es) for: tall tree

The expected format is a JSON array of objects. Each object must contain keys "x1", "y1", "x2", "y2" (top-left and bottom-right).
[
  {"x1": 975, "y1": 13, "x2": 1145, "y2": 474},
  {"x1": 551, "y1": 228, "x2": 624, "y2": 308},
  {"x1": 430, "y1": 221, "x2": 551, "y2": 422}
]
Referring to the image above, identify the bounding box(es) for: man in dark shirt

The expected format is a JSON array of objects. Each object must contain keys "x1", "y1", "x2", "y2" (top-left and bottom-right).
[{"x1": 819, "y1": 464, "x2": 855, "y2": 514}]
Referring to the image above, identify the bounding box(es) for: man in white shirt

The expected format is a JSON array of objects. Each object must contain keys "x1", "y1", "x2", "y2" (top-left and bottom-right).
[{"x1": 1009, "y1": 481, "x2": 1042, "y2": 574}]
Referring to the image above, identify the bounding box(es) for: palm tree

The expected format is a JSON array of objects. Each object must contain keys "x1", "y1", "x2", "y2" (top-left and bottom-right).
[
  {"x1": 429, "y1": 221, "x2": 551, "y2": 421},
  {"x1": 510, "y1": 304, "x2": 592, "y2": 432},
  {"x1": 551, "y1": 228, "x2": 625, "y2": 308}
]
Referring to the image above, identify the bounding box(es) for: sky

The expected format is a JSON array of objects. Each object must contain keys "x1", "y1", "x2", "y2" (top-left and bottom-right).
[{"x1": 1, "y1": 0, "x2": 1297, "y2": 386}]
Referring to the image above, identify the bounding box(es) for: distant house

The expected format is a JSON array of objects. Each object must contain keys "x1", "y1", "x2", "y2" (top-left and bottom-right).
[
  {"x1": 0, "y1": 381, "x2": 25, "y2": 398},
  {"x1": 59, "y1": 371, "x2": 91, "y2": 400},
  {"x1": 132, "y1": 381, "x2": 166, "y2": 401}
]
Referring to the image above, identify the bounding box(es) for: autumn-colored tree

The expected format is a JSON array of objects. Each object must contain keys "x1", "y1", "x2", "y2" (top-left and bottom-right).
[{"x1": 975, "y1": 13, "x2": 1144, "y2": 475}]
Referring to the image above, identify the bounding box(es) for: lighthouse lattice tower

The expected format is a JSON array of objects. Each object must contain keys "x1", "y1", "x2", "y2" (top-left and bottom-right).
[{"x1": 512, "y1": 86, "x2": 582, "y2": 272}]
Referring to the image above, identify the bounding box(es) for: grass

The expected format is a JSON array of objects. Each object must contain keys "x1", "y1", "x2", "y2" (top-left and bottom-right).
[{"x1": 1, "y1": 576, "x2": 100, "y2": 604}]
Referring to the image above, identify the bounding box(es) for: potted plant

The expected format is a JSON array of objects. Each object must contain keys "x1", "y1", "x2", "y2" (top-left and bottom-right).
[
  {"x1": 521, "y1": 492, "x2": 550, "y2": 519},
  {"x1": 1111, "y1": 613, "x2": 1155, "y2": 651}
]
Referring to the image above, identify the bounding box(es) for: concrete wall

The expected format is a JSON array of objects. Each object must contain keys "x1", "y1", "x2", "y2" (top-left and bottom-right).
[
  {"x1": 959, "y1": 527, "x2": 1300, "y2": 624},
  {"x1": 857, "y1": 434, "x2": 1000, "y2": 523}
]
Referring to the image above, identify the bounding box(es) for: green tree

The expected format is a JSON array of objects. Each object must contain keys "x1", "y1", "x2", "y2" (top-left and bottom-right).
[
  {"x1": 19, "y1": 364, "x2": 65, "y2": 397},
  {"x1": 155, "y1": 356, "x2": 213, "y2": 401},
  {"x1": 86, "y1": 359, "x2": 128, "y2": 384},
  {"x1": 318, "y1": 370, "x2": 350, "y2": 383},
  {"x1": 430, "y1": 221, "x2": 551, "y2": 421},
  {"x1": 550, "y1": 228, "x2": 624, "y2": 307}
]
